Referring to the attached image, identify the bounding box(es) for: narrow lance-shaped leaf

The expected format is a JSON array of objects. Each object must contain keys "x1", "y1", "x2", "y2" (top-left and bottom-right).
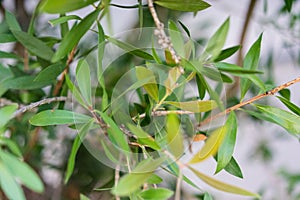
[
  {"x1": 112, "y1": 157, "x2": 166, "y2": 196},
  {"x1": 97, "y1": 22, "x2": 108, "y2": 110},
  {"x1": 0, "y1": 151, "x2": 44, "y2": 193},
  {"x1": 168, "y1": 20, "x2": 185, "y2": 57},
  {"x1": 0, "y1": 162, "x2": 25, "y2": 200},
  {"x1": 139, "y1": 188, "x2": 174, "y2": 200},
  {"x1": 29, "y1": 110, "x2": 92, "y2": 126},
  {"x1": 49, "y1": 15, "x2": 82, "y2": 26},
  {"x1": 255, "y1": 104, "x2": 300, "y2": 136},
  {"x1": 189, "y1": 125, "x2": 228, "y2": 164},
  {"x1": 154, "y1": 0, "x2": 211, "y2": 12},
  {"x1": 96, "y1": 111, "x2": 131, "y2": 153},
  {"x1": 76, "y1": 59, "x2": 92, "y2": 106},
  {"x1": 166, "y1": 114, "x2": 184, "y2": 158},
  {"x1": 224, "y1": 157, "x2": 243, "y2": 178},
  {"x1": 34, "y1": 63, "x2": 65, "y2": 82},
  {"x1": 0, "y1": 104, "x2": 18, "y2": 128},
  {"x1": 202, "y1": 18, "x2": 230, "y2": 61},
  {"x1": 136, "y1": 66, "x2": 159, "y2": 102},
  {"x1": 65, "y1": 75, "x2": 87, "y2": 109},
  {"x1": 127, "y1": 124, "x2": 161, "y2": 150},
  {"x1": 5, "y1": 11, "x2": 21, "y2": 31},
  {"x1": 11, "y1": 30, "x2": 54, "y2": 61},
  {"x1": 240, "y1": 34, "x2": 263, "y2": 100},
  {"x1": 214, "y1": 45, "x2": 240, "y2": 62},
  {"x1": 216, "y1": 112, "x2": 237, "y2": 173},
  {"x1": 164, "y1": 100, "x2": 217, "y2": 113},
  {"x1": 106, "y1": 36, "x2": 154, "y2": 60},
  {"x1": 52, "y1": 9, "x2": 100, "y2": 62},
  {"x1": 276, "y1": 96, "x2": 300, "y2": 116},
  {"x1": 189, "y1": 167, "x2": 259, "y2": 197},
  {"x1": 65, "y1": 119, "x2": 94, "y2": 183},
  {"x1": 214, "y1": 62, "x2": 263, "y2": 75},
  {"x1": 39, "y1": 0, "x2": 98, "y2": 14}
]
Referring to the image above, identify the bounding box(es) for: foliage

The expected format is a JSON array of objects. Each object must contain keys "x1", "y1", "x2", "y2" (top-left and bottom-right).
[{"x1": 0, "y1": 0, "x2": 299, "y2": 199}]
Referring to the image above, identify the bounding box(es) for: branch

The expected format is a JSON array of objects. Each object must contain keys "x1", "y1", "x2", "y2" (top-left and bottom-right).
[
  {"x1": 14, "y1": 96, "x2": 68, "y2": 117},
  {"x1": 147, "y1": 0, "x2": 182, "y2": 66},
  {"x1": 198, "y1": 76, "x2": 300, "y2": 128},
  {"x1": 134, "y1": 110, "x2": 193, "y2": 121}
]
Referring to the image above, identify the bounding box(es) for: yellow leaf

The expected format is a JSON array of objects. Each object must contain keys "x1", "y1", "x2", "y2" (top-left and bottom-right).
[
  {"x1": 165, "y1": 100, "x2": 217, "y2": 113},
  {"x1": 166, "y1": 114, "x2": 184, "y2": 158},
  {"x1": 164, "y1": 67, "x2": 182, "y2": 95},
  {"x1": 136, "y1": 66, "x2": 159, "y2": 102},
  {"x1": 189, "y1": 126, "x2": 227, "y2": 164},
  {"x1": 189, "y1": 167, "x2": 260, "y2": 198}
]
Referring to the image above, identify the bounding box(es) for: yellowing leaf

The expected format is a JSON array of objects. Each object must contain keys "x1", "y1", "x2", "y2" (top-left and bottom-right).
[
  {"x1": 136, "y1": 66, "x2": 159, "y2": 102},
  {"x1": 165, "y1": 100, "x2": 217, "y2": 113},
  {"x1": 164, "y1": 67, "x2": 182, "y2": 95},
  {"x1": 189, "y1": 126, "x2": 227, "y2": 164},
  {"x1": 189, "y1": 167, "x2": 259, "y2": 198},
  {"x1": 166, "y1": 114, "x2": 184, "y2": 158}
]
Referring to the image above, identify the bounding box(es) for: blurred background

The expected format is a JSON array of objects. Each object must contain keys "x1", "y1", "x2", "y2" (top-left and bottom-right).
[{"x1": 0, "y1": 0, "x2": 300, "y2": 199}]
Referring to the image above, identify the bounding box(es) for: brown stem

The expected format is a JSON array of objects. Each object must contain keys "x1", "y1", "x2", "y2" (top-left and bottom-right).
[
  {"x1": 198, "y1": 76, "x2": 300, "y2": 128},
  {"x1": 53, "y1": 46, "x2": 77, "y2": 96}
]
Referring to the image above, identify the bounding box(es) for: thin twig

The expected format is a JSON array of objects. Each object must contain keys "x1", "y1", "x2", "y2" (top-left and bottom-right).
[
  {"x1": 134, "y1": 110, "x2": 193, "y2": 121},
  {"x1": 147, "y1": 0, "x2": 182, "y2": 66},
  {"x1": 114, "y1": 156, "x2": 122, "y2": 200},
  {"x1": 198, "y1": 76, "x2": 300, "y2": 128},
  {"x1": 13, "y1": 96, "x2": 68, "y2": 117},
  {"x1": 53, "y1": 46, "x2": 77, "y2": 96}
]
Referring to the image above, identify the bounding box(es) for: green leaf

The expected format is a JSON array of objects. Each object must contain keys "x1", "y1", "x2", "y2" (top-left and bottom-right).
[
  {"x1": 214, "y1": 45, "x2": 240, "y2": 62},
  {"x1": 52, "y1": 9, "x2": 100, "y2": 62},
  {"x1": 49, "y1": 15, "x2": 82, "y2": 26},
  {"x1": 0, "y1": 151, "x2": 44, "y2": 193},
  {"x1": 240, "y1": 34, "x2": 263, "y2": 100},
  {"x1": 168, "y1": 20, "x2": 185, "y2": 57},
  {"x1": 80, "y1": 194, "x2": 90, "y2": 200},
  {"x1": 204, "y1": 192, "x2": 213, "y2": 200},
  {"x1": 3, "y1": 75, "x2": 53, "y2": 90},
  {"x1": 277, "y1": 96, "x2": 300, "y2": 116},
  {"x1": 136, "y1": 66, "x2": 159, "y2": 102},
  {"x1": 147, "y1": 174, "x2": 163, "y2": 184},
  {"x1": 154, "y1": 0, "x2": 210, "y2": 12},
  {"x1": 284, "y1": 0, "x2": 293, "y2": 12},
  {"x1": 112, "y1": 157, "x2": 165, "y2": 196},
  {"x1": 189, "y1": 167, "x2": 259, "y2": 197},
  {"x1": 65, "y1": 75, "x2": 87, "y2": 108},
  {"x1": 279, "y1": 88, "x2": 290, "y2": 100},
  {"x1": 76, "y1": 59, "x2": 92, "y2": 106},
  {"x1": 0, "y1": 138, "x2": 22, "y2": 158},
  {"x1": 5, "y1": 11, "x2": 21, "y2": 31},
  {"x1": 29, "y1": 110, "x2": 92, "y2": 126},
  {"x1": 39, "y1": 0, "x2": 98, "y2": 14},
  {"x1": 189, "y1": 126, "x2": 227, "y2": 164},
  {"x1": 166, "y1": 114, "x2": 184, "y2": 158},
  {"x1": 214, "y1": 62, "x2": 263, "y2": 75},
  {"x1": 0, "y1": 162, "x2": 25, "y2": 200},
  {"x1": 106, "y1": 36, "x2": 154, "y2": 60},
  {"x1": 224, "y1": 157, "x2": 243, "y2": 178},
  {"x1": 96, "y1": 111, "x2": 131, "y2": 153},
  {"x1": 202, "y1": 18, "x2": 230, "y2": 61},
  {"x1": 255, "y1": 104, "x2": 300, "y2": 135},
  {"x1": 202, "y1": 66, "x2": 233, "y2": 83},
  {"x1": 139, "y1": 188, "x2": 174, "y2": 200},
  {"x1": 0, "y1": 51, "x2": 19, "y2": 59},
  {"x1": 11, "y1": 30, "x2": 54, "y2": 61},
  {"x1": 127, "y1": 124, "x2": 161, "y2": 150},
  {"x1": 65, "y1": 119, "x2": 94, "y2": 183},
  {"x1": 97, "y1": 22, "x2": 108, "y2": 110},
  {"x1": 165, "y1": 100, "x2": 217, "y2": 113},
  {"x1": 34, "y1": 63, "x2": 65, "y2": 82},
  {"x1": 216, "y1": 112, "x2": 237, "y2": 173},
  {"x1": 0, "y1": 104, "x2": 18, "y2": 128}
]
